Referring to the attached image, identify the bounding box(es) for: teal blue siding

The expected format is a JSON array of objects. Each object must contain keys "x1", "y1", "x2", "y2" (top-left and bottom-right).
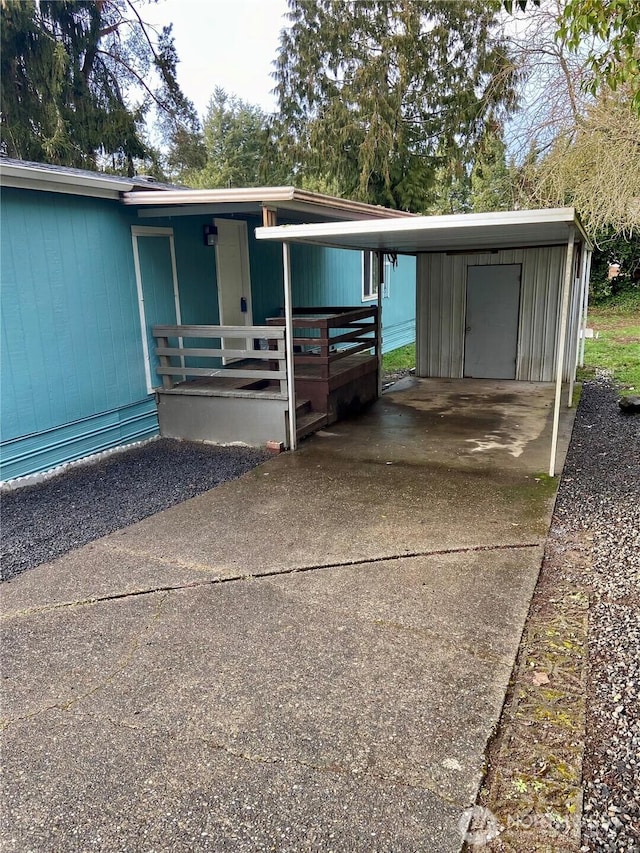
[
  {"x1": 151, "y1": 215, "x2": 220, "y2": 326},
  {"x1": 1, "y1": 189, "x2": 157, "y2": 479},
  {"x1": 378, "y1": 254, "x2": 416, "y2": 352},
  {"x1": 257, "y1": 240, "x2": 416, "y2": 353},
  {"x1": 246, "y1": 216, "x2": 285, "y2": 323},
  {"x1": 139, "y1": 215, "x2": 221, "y2": 371},
  {"x1": 1, "y1": 400, "x2": 158, "y2": 482},
  {"x1": 1, "y1": 189, "x2": 415, "y2": 481}
]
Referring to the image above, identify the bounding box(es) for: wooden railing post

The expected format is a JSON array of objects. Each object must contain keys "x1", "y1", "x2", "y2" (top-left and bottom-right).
[
  {"x1": 157, "y1": 336, "x2": 173, "y2": 389},
  {"x1": 319, "y1": 326, "x2": 329, "y2": 380}
]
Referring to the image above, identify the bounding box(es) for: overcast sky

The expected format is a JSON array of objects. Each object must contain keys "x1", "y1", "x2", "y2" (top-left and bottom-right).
[{"x1": 147, "y1": 0, "x2": 289, "y2": 118}]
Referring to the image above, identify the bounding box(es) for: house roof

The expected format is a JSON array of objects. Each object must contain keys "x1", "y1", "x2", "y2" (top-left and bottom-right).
[
  {"x1": 255, "y1": 207, "x2": 592, "y2": 252},
  {"x1": 0, "y1": 157, "x2": 174, "y2": 199},
  {"x1": 121, "y1": 186, "x2": 416, "y2": 222},
  {"x1": 1, "y1": 158, "x2": 414, "y2": 221}
]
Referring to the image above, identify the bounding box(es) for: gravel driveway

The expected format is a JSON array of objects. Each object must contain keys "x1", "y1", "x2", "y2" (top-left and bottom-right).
[
  {"x1": 1, "y1": 439, "x2": 269, "y2": 582},
  {"x1": 554, "y1": 378, "x2": 639, "y2": 852}
]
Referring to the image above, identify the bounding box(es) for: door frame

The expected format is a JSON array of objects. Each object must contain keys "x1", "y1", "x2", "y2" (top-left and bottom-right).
[
  {"x1": 131, "y1": 226, "x2": 182, "y2": 394},
  {"x1": 214, "y1": 218, "x2": 253, "y2": 362}
]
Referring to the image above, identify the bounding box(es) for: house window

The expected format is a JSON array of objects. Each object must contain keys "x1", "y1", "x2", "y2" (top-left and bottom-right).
[{"x1": 362, "y1": 252, "x2": 391, "y2": 301}]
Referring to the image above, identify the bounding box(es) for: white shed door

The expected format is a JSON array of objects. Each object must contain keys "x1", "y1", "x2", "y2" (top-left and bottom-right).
[
  {"x1": 215, "y1": 218, "x2": 253, "y2": 361},
  {"x1": 464, "y1": 264, "x2": 521, "y2": 379}
]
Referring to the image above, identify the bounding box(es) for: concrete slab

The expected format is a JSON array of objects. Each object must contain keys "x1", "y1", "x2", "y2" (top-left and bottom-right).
[
  {"x1": 1, "y1": 379, "x2": 577, "y2": 851},
  {"x1": 1, "y1": 379, "x2": 573, "y2": 614},
  {"x1": 2, "y1": 550, "x2": 539, "y2": 851},
  {"x1": 2, "y1": 712, "x2": 464, "y2": 853}
]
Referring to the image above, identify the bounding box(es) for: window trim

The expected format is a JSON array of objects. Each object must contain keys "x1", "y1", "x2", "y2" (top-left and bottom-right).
[
  {"x1": 362, "y1": 251, "x2": 379, "y2": 302},
  {"x1": 362, "y1": 251, "x2": 391, "y2": 302}
]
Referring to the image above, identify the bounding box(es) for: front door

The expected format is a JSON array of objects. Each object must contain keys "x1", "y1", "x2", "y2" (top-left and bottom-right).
[
  {"x1": 215, "y1": 218, "x2": 253, "y2": 361},
  {"x1": 464, "y1": 264, "x2": 521, "y2": 379}
]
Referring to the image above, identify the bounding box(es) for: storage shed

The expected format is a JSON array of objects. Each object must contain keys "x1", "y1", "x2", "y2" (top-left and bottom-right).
[{"x1": 256, "y1": 208, "x2": 593, "y2": 475}]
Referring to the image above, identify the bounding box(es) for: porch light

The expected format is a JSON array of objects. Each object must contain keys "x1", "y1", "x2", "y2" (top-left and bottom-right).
[{"x1": 203, "y1": 224, "x2": 218, "y2": 246}]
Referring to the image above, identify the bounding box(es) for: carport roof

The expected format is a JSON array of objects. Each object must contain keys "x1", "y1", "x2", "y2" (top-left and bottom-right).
[{"x1": 255, "y1": 207, "x2": 592, "y2": 252}]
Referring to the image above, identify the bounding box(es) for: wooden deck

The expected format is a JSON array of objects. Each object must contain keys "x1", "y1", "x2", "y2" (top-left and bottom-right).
[
  {"x1": 266, "y1": 307, "x2": 379, "y2": 424},
  {"x1": 151, "y1": 309, "x2": 379, "y2": 446}
]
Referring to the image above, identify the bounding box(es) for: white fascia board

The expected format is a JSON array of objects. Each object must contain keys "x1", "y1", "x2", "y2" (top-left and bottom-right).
[
  {"x1": 122, "y1": 185, "x2": 413, "y2": 220},
  {"x1": 0, "y1": 162, "x2": 135, "y2": 198},
  {"x1": 256, "y1": 207, "x2": 579, "y2": 244},
  {"x1": 136, "y1": 202, "x2": 261, "y2": 218},
  {"x1": 122, "y1": 187, "x2": 297, "y2": 206}
]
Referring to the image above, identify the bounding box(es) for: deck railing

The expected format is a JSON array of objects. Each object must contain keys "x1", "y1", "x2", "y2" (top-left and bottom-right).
[
  {"x1": 266, "y1": 306, "x2": 379, "y2": 380},
  {"x1": 151, "y1": 324, "x2": 287, "y2": 395}
]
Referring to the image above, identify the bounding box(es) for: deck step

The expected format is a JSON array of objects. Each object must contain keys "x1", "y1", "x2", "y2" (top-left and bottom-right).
[
  {"x1": 296, "y1": 410, "x2": 328, "y2": 440},
  {"x1": 295, "y1": 398, "x2": 312, "y2": 416}
]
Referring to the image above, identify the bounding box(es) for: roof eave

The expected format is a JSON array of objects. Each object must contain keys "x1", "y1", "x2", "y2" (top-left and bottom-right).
[
  {"x1": 255, "y1": 207, "x2": 594, "y2": 252},
  {"x1": 121, "y1": 186, "x2": 414, "y2": 220},
  {"x1": 0, "y1": 161, "x2": 136, "y2": 198}
]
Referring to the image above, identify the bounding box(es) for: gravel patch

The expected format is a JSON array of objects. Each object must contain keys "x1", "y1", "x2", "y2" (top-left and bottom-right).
[
  {"x1": 552, "y1": 377, "x2": 639, "y2": 852},
  {"x1": 382, "y1": 366, "x2": 415, "y2": 391},
  {"x1": 1, "y1": 439, "x2": 269, "y2": 582}
]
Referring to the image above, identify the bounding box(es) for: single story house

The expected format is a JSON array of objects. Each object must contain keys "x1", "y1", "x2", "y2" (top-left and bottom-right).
[
  {"x1": 256, "y1": 210, "x2": 593, "y2": 475},
  {"x1": 0, "y1": 159, "x2": 416, "y2": 481}
]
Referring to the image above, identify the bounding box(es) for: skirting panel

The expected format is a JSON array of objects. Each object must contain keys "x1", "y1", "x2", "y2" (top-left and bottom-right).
[
  {"x1": 0, "y1": 398, "x2": 159, "y2": 481},
  {"x1": 382, "y1": 318, "x2": 416, "y2": 353},
  {"x1": 157, "y1": 393, "x2": 289, "y2": 447}
]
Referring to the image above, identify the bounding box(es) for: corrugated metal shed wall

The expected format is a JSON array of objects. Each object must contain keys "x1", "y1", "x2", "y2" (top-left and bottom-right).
[{"x1": 417, "y1": 245, "x2": 580, "y2": 382}]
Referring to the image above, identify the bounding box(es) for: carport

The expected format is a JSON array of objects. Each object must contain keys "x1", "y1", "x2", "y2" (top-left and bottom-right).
[{"x1": 256, "y1": 208, "x2": 592, "y2": 475}]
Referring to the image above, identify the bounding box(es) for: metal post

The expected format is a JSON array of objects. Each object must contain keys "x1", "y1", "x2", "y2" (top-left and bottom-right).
[
  {"x1": 568, "y1": 243, "x2": 589, "y2": 407},
  {"x1": 579, "y1": 249, "x2": 593, "y2": 368},
  {"x1": 549, "y1": 228, "x2": 575, "y2": 477},
  {"x1": 376, "y1": 250, "x2": 384, "y2": 396},
  {"x1": 282, "y1": 242, "x2": 297, "y2": 451}
]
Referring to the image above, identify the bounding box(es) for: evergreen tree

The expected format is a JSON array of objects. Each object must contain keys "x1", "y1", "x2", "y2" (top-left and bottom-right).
[
  {"x1": 271, "y1": 0, "x2": 518, "y2": 211},
  {"x1": 0, "y1": 0, "x2": 200, "y2": 174},
  {"x1": 470, "y1": 126, "x2": 514, "y2": 212},
  {"x1": 184, "y1": 88, "x2": 268, "y2": 188},
  {"x1": 182, "y1": 88, "x2": 290, "y2": 188}
]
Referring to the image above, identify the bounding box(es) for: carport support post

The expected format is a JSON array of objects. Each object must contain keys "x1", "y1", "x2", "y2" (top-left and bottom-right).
[
  {"x1": 579, "y1": 249, "x2": 593, "y2": 368},
  {"x1": 282, "y1": 242, "x2": 297, "y2": 450},
  {"x1": 549, "y1": 227, "x2": 575, "y2": 477},
  {"x1": 376, "y1": 250, "x2": 384, "y2": 395},
  {"x1": 568, "y1": 243, "x2": 589, "y2": 408}
]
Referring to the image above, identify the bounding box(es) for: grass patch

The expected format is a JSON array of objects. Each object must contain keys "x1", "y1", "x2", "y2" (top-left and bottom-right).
[
  {"x1": 382, "y1": 343, "x2": 415, "y2": 372},
  {"x1": 578, "y1": 290, "x2": 640, "y2": 391}
]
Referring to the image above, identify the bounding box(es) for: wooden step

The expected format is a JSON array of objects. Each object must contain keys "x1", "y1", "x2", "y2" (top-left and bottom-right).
[
  {"x1": 296, "y1": 410, "x2": 328, "y2": 440},
  {"x1": 295, "y1": 398, "x2": 312, "y2": 416}
]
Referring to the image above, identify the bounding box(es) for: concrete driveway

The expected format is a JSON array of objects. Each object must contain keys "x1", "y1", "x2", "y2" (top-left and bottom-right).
[{"x1": 1, "y1": 379, "x2": 576, "y2": 852}]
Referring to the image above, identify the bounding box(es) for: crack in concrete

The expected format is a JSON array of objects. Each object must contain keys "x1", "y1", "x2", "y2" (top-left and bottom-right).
[
  {"x1": 2, "y1": 542, "x2": 541, "y2": 620},
  {"x1": 70, "y1": 710, "x2": 467, "y2": 809},
  {"x1": 1, "y1": 593, "x2": 168, "y2": 730}
]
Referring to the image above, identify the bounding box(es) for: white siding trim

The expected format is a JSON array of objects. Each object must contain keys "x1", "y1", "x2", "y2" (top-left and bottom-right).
[{"x1": 131, "y1": 226, "x2": 181, "y2": 394}]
